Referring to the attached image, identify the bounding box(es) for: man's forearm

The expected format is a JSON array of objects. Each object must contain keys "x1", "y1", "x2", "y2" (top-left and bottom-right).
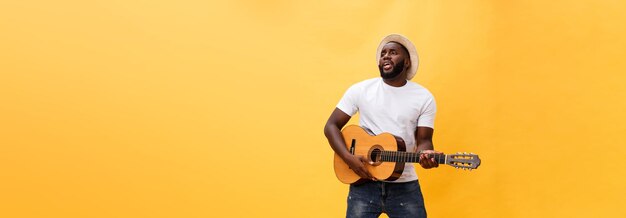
[
  {"x1": 324, "y1": 124, "x2": 351, "y2": 160},
  {"x1": 416, "y1": 142, "x2": 434, "y2": 152}
]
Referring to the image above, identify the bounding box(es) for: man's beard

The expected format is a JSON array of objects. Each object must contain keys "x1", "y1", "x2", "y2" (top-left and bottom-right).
[{"x1": 378, "y1": 60, "x2": 405, "y2": 79}]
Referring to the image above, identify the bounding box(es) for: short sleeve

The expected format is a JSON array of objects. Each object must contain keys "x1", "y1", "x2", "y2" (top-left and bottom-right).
[
  {"x1": 417, "y1": 96, "x2": 436, "y2": 128},
  {"x1": 336, "y1": 84, "x2": 360, "y2": 116}
]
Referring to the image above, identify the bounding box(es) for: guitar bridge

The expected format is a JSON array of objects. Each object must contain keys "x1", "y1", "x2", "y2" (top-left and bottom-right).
[{"x1": 350, "y1": 139, "x2": 355, "y2": 155}]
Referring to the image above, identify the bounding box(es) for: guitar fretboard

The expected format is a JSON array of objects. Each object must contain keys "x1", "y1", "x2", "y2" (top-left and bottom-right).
[{"x1": 376, "y1": 150, "x2": 446, "y2": 164}]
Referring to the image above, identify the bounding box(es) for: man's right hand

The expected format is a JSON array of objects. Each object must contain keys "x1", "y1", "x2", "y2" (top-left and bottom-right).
[
  {"x1": 324, "y1": 108, "x2": 376, "y2": 181},
  {"x1": 343, "y1": 154, "x2": 375, "y2": 181}
]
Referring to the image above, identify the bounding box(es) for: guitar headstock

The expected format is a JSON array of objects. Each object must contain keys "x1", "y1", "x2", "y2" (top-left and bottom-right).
[{"x1": 446, "y1": 152, "x2": 481, "y2": 170}]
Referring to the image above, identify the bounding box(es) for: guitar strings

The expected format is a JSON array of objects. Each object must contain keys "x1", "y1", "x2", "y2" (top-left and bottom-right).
[
  {"x1": 370, "y1": 150, "x2": 447, "y2": 163},
  {"x1": 366, "y1": 150, "x2": 479, "y2": 169}
]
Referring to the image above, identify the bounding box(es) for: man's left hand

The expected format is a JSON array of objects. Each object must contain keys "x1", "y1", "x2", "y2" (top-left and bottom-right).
[{"x1": 418, "y1": 150, "x2": 442, "y2": 169}]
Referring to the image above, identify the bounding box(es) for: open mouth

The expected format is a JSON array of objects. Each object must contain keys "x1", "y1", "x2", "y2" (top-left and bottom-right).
[{"x1": 382, "y1": 61, "x2": 393, "y2": 71}]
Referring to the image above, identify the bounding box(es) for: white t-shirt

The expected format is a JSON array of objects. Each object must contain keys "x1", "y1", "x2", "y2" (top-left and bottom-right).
[{"x1": 336, "y1": 77, "x2": 436, "y2": 182}]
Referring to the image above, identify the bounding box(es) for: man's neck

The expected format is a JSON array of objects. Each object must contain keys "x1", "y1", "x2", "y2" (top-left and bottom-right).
[{"x1": 382, "y1": 77, "x2": 408, "y2": 87}]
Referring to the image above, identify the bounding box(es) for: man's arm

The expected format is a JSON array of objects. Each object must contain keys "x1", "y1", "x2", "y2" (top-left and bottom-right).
[
  {"x1": 324, "y1": 108, "x2": 374, "y2": 180},
  {"x1": 415, "y1": 127, "x2": 441, "y2": 169}
]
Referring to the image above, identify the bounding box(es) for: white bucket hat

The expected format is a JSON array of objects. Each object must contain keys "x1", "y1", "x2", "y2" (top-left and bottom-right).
[{"x1": 376, "y1": 34, "x2": 419, "y2": 80}]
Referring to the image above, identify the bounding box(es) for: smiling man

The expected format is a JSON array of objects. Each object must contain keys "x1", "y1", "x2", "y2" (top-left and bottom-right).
[{"x1": 324, "y1": 34, "x2": 440, "y2": 218}]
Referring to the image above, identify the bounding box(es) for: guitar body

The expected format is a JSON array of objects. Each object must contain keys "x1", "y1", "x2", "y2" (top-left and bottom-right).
[{"x1": 334, "y1": 125, "x2": 406, "y2": 184}]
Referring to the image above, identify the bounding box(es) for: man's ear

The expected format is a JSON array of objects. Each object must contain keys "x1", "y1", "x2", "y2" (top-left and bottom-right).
[{"x1": 405, "y1": 58, "x2": 411, "y2": 69}]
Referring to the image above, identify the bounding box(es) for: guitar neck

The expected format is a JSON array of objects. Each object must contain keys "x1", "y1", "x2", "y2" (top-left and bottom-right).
[{"x1": 378, "y1": 151, "x2": 447, "y2": 164}]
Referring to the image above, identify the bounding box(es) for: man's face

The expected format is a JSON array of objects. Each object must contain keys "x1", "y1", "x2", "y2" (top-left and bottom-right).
[{"x1": 378, "y1": 42, "x2": 410, "y2": 79}]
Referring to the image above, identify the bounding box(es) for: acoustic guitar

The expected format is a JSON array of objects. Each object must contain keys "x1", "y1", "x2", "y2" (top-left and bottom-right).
[{"x1": 334, "y1": 125, "x2": 481, "y2": 184}]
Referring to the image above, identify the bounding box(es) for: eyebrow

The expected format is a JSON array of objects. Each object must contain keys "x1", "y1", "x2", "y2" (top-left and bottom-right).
[{"x1": 383, "y1": 45, "x2": 409, "y2": 56}]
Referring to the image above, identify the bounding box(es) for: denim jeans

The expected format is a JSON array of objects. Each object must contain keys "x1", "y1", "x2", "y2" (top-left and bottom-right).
[{"x1": 346, "y1": 180, "x2": 427, "y2": 218}]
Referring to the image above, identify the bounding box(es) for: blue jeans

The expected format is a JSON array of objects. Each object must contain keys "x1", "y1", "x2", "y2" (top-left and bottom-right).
[{"x1": 347, "y1": 180, "x2": 427, "y2": 218}]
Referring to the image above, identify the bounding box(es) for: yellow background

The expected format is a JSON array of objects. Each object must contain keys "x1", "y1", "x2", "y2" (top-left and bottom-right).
[{"x1": 2, "y1": 1, "x2": 625, "y2": 217}]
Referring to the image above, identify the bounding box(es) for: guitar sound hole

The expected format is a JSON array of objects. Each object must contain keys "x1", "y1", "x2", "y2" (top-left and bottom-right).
[{"x1": 370, "y1": 148, "x2": 381, "y2": 163}]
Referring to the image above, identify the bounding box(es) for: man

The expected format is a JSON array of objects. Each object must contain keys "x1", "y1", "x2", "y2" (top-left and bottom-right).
[{"x1": 324, "y1": 34, "x2": 440, "y2": 218}]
